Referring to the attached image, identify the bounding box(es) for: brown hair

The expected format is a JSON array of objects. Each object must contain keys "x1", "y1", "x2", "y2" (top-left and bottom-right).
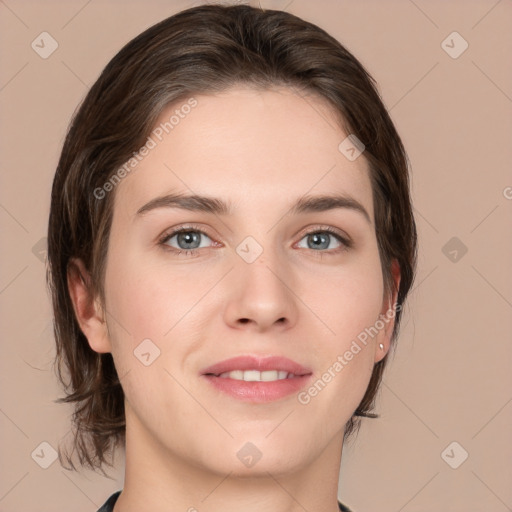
[{"x1": 47, "y1": 3, "x2": 417, "y2": 472}]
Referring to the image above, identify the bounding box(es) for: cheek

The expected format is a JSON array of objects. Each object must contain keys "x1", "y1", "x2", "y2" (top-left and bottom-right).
[
  {"x1": 101, "y1": 257, "x2": 205, "y2": 409},
  {"x1": 103, "y1": 251, "x2": 216, "y2": 350},
  {"x1": 295, "y1": 251, "x2": 383, "y2": 404},
  {"x1": 301, "y1": 253, "x2": 385, "y2": 346}
]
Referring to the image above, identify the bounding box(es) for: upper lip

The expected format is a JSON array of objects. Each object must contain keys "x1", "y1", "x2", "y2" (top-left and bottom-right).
[{"x1": 201, "y1": 355, "x2": 312, "y2": 377}]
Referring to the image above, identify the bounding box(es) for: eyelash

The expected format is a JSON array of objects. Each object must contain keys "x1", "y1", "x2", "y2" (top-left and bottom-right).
[{"x1": 157, "y1": 224, "x2": 352, "y2": 258}]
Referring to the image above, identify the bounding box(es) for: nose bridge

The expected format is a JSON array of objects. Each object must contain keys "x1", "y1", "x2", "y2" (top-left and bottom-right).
[{"x1": 224, "y1": 237, "x2": 298, "y2": 330}]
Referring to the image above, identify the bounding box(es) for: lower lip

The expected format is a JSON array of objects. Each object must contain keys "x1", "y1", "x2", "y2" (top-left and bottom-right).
[{"x1": 202, "y1": 374, "x2": 313, "y2": 403}]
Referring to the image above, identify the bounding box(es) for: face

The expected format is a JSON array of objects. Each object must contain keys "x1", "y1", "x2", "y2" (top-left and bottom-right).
[{"x1": 77, "y1": 86, "x2": 398, "y2": 478}]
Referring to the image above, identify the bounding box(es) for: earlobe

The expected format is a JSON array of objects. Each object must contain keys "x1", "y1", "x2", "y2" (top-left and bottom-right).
[
  {"x1": 67, "y1": 258, "x2": 112, "y2": 354},
  {"x1": 375, "y1": 259, "x2": 401, "y2": 363}
]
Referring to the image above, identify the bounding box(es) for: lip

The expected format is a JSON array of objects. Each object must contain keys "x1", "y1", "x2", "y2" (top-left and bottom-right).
[
  {"x1": 200, "y1": 355, "x2": 313, "y2": 403},
  {"x1": 201, "y1": 355, "x2": 312, "y2": 377}
]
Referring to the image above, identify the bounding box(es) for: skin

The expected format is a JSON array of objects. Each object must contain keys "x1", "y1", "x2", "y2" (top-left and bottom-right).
[{"x1": 68, "y1": 86, "x2": 400, "y2": 512}]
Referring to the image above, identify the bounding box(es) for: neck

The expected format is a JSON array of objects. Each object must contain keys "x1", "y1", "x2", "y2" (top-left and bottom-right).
[{"x1": 114, "y1": 405, "x2": 344, "y2": 512}]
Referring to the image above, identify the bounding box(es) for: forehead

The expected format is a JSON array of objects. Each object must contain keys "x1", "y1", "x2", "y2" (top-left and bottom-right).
[{"x1": 113, "y1": 86, "x2": 373, "y2": 220}]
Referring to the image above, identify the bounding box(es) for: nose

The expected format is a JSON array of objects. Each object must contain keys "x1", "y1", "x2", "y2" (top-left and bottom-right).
[{"x1": 223, "y1": 251, "x2": 299, "y2": 333}]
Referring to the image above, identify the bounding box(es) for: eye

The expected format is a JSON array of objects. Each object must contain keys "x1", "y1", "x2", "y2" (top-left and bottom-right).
[
  {"x1": 159, "y1": 227, "x2": 215, "y2": 255},
  {"x1": 296, "y1": 227, "x2": 351, "y2": 254},
  {"x1": 158, "y1": 225, "x2": 352, "y2": 257}
]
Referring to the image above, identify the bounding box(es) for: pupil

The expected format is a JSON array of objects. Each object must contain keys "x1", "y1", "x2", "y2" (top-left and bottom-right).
[
  {"x1": 178, "y1": 231, "x2": 200, "y2": 249},
  {"x1": 310, "y1": 233, "x2": 328, "y2": 250}
]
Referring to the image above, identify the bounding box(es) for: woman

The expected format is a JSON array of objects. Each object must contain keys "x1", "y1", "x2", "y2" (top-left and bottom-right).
[{"x1": 47, "y1": 4, "x2": 417, "y2": 511}]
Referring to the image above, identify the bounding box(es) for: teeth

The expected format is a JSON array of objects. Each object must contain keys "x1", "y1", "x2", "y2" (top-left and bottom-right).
[{"x1": 217, "y1": 370, "x2": 293, "y2": 381}]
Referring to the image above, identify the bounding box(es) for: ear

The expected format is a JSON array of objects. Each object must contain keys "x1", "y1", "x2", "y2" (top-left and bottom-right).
[
  {"x1": 67, "y1": 258, "x2": 112, "y2": 353},
  {"x1": 374, "y1": 259, "x2": 401, "y2": 363}
]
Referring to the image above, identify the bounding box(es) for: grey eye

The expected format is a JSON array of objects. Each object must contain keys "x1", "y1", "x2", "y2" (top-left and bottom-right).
[
  {"x1": 297, "y1": 232, "x2": 343, "y2": 251},
  {"x1": 164, "y1": 230, "x2": 213, "y2": 250}
]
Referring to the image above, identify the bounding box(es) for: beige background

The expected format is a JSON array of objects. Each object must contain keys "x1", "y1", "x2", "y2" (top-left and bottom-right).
[{"x1": 1, "y1": 0, "x2": 511, "y2": 511}]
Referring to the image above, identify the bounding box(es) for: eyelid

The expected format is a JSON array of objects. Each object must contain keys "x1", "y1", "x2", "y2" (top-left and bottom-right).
[
  {"x1": 294, "y1": 224, "x2": 352, "y2": 248},
  {"x1": 158, "y1": 223, "x2": 219, "y2": 246},
  {"x1": 158, "y1": 223, "x2": 353, "y2": 254}
]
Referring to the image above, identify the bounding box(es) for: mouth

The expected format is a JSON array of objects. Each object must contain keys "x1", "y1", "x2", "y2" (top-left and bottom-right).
[
  {"x1": 201, "y1": 355, "x2": 313, "y2": 403},
  {"x1": 211, "y1": 369, "x2": 302, "y2": 381}
]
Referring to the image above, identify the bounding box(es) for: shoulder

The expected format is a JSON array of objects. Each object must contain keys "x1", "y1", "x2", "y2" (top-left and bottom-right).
[{"x1": 96, "y1": 490, "x2": 121, "y2": 512}]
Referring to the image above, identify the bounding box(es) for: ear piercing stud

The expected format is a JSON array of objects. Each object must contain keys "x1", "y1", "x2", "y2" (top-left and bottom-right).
[{"x1": 379, "y1": 343, "x2": 384, "y2": 350}]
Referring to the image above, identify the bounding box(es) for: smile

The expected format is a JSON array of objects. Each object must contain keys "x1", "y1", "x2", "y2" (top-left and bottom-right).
[
  {"x1": 201, "y1": 355, "x2": 313, "y2": 402},
  {"x1": 216, "y1": 370, "x2": 299, "y2": 381}
]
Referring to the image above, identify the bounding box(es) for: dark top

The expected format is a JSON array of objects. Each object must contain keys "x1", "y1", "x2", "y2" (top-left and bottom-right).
[{"x1": 97, "y1": 490, "x2": 353, "y2": 511}]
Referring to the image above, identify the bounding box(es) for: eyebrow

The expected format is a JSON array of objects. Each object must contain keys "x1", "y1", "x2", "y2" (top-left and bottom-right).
[{"x1": 135, "y1": 192, "x2": 371, "y2": 224}]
